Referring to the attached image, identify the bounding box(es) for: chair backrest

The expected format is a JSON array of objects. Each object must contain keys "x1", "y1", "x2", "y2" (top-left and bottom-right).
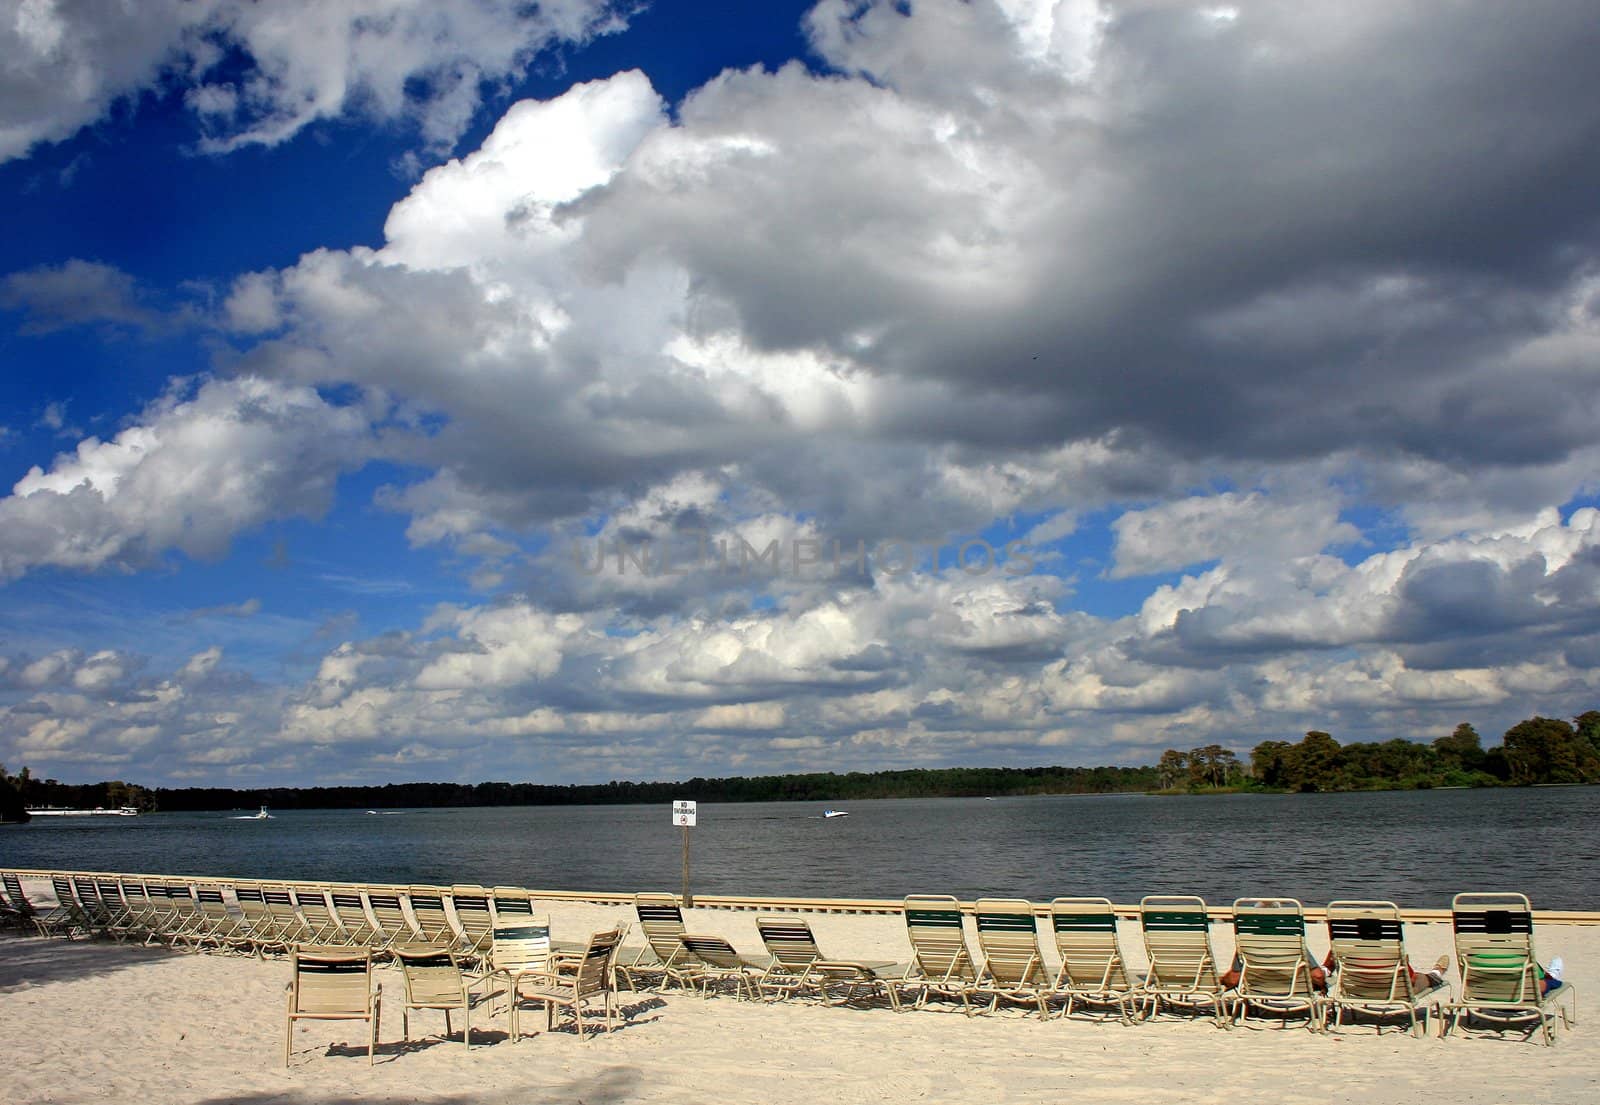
[
  {"x1": 406, "y1": 885, "x2": 453, "y2": 942},
  {"x1": 680, "y1": 934, "x2": 746, "y2": 971},
  {"x1": 903, "y1": 895, "x2": 976, "y2": 982},
  {"x1": 290, "y1": 947, "x2": 375, "y2": 1015},
  {"x1": 492, "y1": 886, "x2": 537, "y2": 924},
  {"x1": 292, "y1": 886, "x2": 339, "y2": 932},
  {"x1": 164, "y1": 880, "x2": 201, "y2": 923},
  {"x1": 364, "y1": 889, "x2": 416, "y2": 942},
  {"x1": 194, "y1": 884, "x2": 232, "y2": 920},
  {"x1": 262, "y1": 885, "x2": 302, "y2": 932},
  {"x1": 394, "y1": 947, "x2": 467, "y2": 1006},
  {"x1": 450, "y1": 884, "x2": 493, "y2": 946},
  {"x1": 974, "y1": 899, "x2": 1045, "y2": 986},
  {"x1": 1452, "y1": 891, "x2": 1540, "y2": 1004},
  {"x1": 118, "y1": 878, "x2": 152, "y2": 917},
  {"x1": 3, "y1": 873, "x2": 36, "y2": 916},
  {"x1": 756, "y1": 916, "x2": 823, "y2": 971},
  {"x1": 51, "y1": 875, "x2": 86, "y2": 920},
  {"x1": 234, "y1": 883, "x2": 271, "y2": 927},
  {"x1": 492, "y1": 913, "x2": 552, "y2": 974},
  {"x1": 1233, "y1": 898, "x2": 1313, "y2": 998},
  {"x1": 1327, "y1": 899, "x2": 1412, "y2": 1001},
  {"x1": 634, "y1": 893, "x2": 686, "y2": 964},
  {"x1": 1140, "y1": 895, "x2": 1219, "y2": 992},
  {"x1": 96, "y1": 879, "x2": 125, "y2": 916},
  {"x1": 572, "y1": 927, "x2": 624, "y2": 997},
  {"x1": 1051, "y1": 897, "x2": 1131, "y2": 990},
  {"x1": 329, "y1": 890, "x2": 374, "y2": 938}
]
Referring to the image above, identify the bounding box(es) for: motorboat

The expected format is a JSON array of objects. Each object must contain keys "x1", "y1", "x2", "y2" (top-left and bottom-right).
[
  {"x1": 823, "y1": 809, "x2": 849, "y2": 818},
  {"x1": 250, "y1": 806, "x2": 272, "y2": 820}
]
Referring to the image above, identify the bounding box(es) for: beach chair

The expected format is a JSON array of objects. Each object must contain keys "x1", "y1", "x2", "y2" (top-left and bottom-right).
[
  {"x1": 505, "y1": 927, "x2": 625, "y2": 1041},
  {"x1": 901, "y1": 895, "x2": 979, "y2": 1009},
  {"x1": 449, "y1": 884, "x2": 495, "y2": 962},
  {"x1": 185, "y1": 884, "x2": 249, "y2": 952},
  {"x1": 153, "y1": 881, "x2": 206, "y2": 946},
  {"x1": 1231, "y1": 898, "x2": 1322, "y2": 1029},
  {"x1": 291, "y1": 886, "x2": 348, "y2": 945},
  {"x1": 104, "y1": 878, "x2": 157, "y2": 942},
  {"x1": 616, "y1": 893, "x2": 688, "y2": 991},
  {"x1": 0, "y1": 873, "x2": 25, "y2": 931},
  {"x1": 966, "y1": 899, "x2": 1049, "y2": 1017},
  {"x1": 263, "y1": 885, "x2": 312, "y2": 946},
  {"x1": 406, "y1": 885, "x2": 457, "y2": 948},
  {"x1": 1323, "y1": 900, "x2": 1448, "y2": 1037},
  {"x1": 1137, "y1": 895, "x2": 1229, "y2": 1025},
  {"x1": 1445, "y1": 892, "x2": 1577, "y2": 1045},
  {"x1": 674, "y1": 935, "x2": 765, "y2": 1000},
  {"x1": 71, "y1": 877, "x2": 111, "y2": 936},
  {"x1": 93, "y1": 878, "x2": 131, "y2": 935},
  {"x1": 329, "y1": 889, "x2": 382, "y2": 949},
  {"x1": 393, "y1": 945, "x2": 494, "y2": 1049},
  {"x1": 2, "y1": 873, "x2": 42, "y2": 933},
  {"x1": 753, "y1": 915, "x2": 907, "y2": 1008},
  {"x1": 234, "y1": 884, "x2": 288, "y2": 956},
  {"x1": 483, "y1": 911, "x2": 555, "y2": 1026},
  {"x1": 364, "y1": 889, "x2": 420, "y2": 949},
  {"x1": 40, "y1": 875, "x2": 92, "y2": 938},
  {"x1": 1049, "y1": 897, "x2": 1141, "y2": 1023},
  {"x1": 284, "y1": 946, "x2": 383, "y2": 1067}
]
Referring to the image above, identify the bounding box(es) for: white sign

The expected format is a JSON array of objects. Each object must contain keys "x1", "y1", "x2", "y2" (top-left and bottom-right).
[{"x1": 672, "y1": 800, "x2": 697, "y2": 827}]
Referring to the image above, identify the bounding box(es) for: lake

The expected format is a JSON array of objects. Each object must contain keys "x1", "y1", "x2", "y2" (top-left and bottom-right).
[{"x1": 4, "y1": 787, "x2": 1595, "y2": 909}]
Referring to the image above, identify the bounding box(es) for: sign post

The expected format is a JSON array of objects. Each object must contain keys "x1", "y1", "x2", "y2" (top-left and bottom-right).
[{"x1": 672, "y1": 800, "x2": 697, "y2": 906}]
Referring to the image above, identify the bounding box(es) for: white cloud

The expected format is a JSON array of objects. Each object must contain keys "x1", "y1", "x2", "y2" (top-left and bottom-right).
[{"x1": 0, "y1": 0, "x2": 629, "y2": 164}]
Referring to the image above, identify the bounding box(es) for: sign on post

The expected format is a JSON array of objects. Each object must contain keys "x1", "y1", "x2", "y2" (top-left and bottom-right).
[{"x1": 673, "y1": 799, "x2": 696, "y2": 906}]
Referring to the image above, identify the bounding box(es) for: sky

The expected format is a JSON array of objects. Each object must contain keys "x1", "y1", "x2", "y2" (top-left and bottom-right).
[{"x1": 3, "y1": 0, "x2": 1600, "y2": 789}]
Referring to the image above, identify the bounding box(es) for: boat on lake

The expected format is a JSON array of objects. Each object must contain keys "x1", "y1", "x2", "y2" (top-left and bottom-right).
[
  {"x1": 823, "y1": 809, "x2": 848, "y2": 818},
  {"x1": 25, "y1": 806, "x2": 139, "y2": 817}
]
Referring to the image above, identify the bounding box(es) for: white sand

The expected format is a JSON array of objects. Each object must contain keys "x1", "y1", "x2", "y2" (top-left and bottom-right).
[{"x1": 3, "y1": 900, "x2": 1597, "y2": 1105}]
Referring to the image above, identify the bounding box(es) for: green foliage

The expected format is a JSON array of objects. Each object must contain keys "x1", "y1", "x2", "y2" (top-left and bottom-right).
[
  {"x1": 1502, "y1": 716, "x2": 1600, "y2": 785},
  {"x1": 0, "y1": 765, "x2": 29, "y2": 823}
]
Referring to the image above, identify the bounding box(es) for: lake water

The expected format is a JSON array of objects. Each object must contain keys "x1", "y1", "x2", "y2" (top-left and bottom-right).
[{"x1": 4, "y1": 788, "x2": 1596, "y2": 909}]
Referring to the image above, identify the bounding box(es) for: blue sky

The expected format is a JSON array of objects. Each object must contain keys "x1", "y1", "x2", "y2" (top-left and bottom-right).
[{"x1": 4, "y1": 1, "x2": 1600, "y2": 787}]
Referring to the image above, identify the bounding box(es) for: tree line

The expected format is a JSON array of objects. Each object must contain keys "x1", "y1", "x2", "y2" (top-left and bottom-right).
[
  {"x1": 5, "y1": 710, "x2": 1598, "y2": 818},
  {"x1": 1157, "y1": 712, "x2": 1600, "y2": 793}
]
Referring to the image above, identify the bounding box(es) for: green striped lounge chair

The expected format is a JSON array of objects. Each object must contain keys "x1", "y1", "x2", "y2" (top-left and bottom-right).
[
  {"x1": 1049, "y1": 897, "x2": 1140, "y2": 1023},
  {"x1": 186, "y1": 884, "x2": 249, "y2": 952},
  {"x1": 1138, "y1": 895, "x2": 1228, "y2": 1025},
  {"x1": 617, "y1": 893, "x2": 687, "y2": 992},
  {"x1": 449, "y1": 885, "x2": 495, "y2": 962},
  {"x1": 754, "y1": 915, "x2": 907, "y2": 1009},
  {"x1": 674, "y1": 934, "x2": 765, "y2": 1000},
  {"x1": 966, "y1": 899, "x2": 1049, "y2": 1017},
  {"x1": 1445, "y1": 892, "x2": 1577, "y2": 1045},
  {"x1": 902, "y1": 895, "x2": 978, "y2": 1009},
  {"x1": 72, "y1": 877, "x2": 113, "y2": 936},
  {"x1": 1231, "y1": 898, "x2": 1322, "y2": 1029},
  {"x1": 93, "y1": 878, "x2": 133, "y2": 936},
  {"x1": 289, "y1": 885, "x2": 348, "y2": 945},
  {"x1": 44, "y1": 875, "x2": 92, "y2": 938},
  {"x1": 284, "y1": 946, "x2": 382, "y2": 1067},
  {"x1": 1323, "y1": 900, "x2": 1448, "y2": 1037},
  {"x1": 154, "y1": 881, "x2": 207, "y2": 946},
  {"x1": 262, "y1": 884, "x2": 313, "y2": 946},
  {"x1": 105, "y1": 878, "x2": 158, "y2": 942}
]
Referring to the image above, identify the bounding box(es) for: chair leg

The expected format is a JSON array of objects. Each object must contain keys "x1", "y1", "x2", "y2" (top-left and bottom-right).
[{"x1": 284, "y1": 1015, "x2": 293, "y2": 1068}]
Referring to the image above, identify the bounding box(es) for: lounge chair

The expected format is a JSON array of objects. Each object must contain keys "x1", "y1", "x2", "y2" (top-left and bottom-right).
[
  {"x1": 2, "y1": 873, "x2": 42, "y2": 933},
  {"x1": 405, "y1": 885, "x2": 457, "y2": 948},
  {"x1": 673, "y1": 934, "x2": 765, "y2": 1000},
  {"x1": 1137, "y1": 895, "x2": 1229, "y2": 1025},
  {"x1": 234, "y1": 884, "x2": 288, "y2": 956},
  {"x1": 504, "y1": 927, "x2": 625, "y2": 1041},
  {"x1": 1230, "y1": 898, "x2": 1322, "y2": 1029},
  {"x1": 185, "y1": 884, "x2": 249, "y2": 952},
  {"x1": 329, "y1": 889, "x2": 381, "y2": 949},
  {"x1": 901, "y1": 895, "x2": 978, "y2": 1009},
  {"x1": 616, "y1": 893, "x2": 688, "y2": 991},
  {"x1": 448, "y1": 884, "x2": 495, "y2": 961},
  {"x1": 362, "y1": 889, "x2": 419, "y2": 949},
  {"x1": 966, "y1": 899, "x2": 1049, "y2": 1017},
  {"x1": 1321, "y1": 900, "x2": 1448, "y2": 1037},
  {"x1": 393, "y1": 945, "x2": 494, "y2": 1049},
  {"x1": 1049, "y1": 897, "x2": 1142, "y2": 1023},
  {"x1": 284, "y1": 945, "x2": 383, "y2": 1067},
  {"x1": 155, "y1": 881, "x2": 207, "y2": 947},
  {"x1": 753, "y1": 915, "x2": 907, "y2": 1008},
  {"x1": 1445, "y1": 892, "x2": 1578, "y2": 1045},
  {"x1": 41, "y1": 875, "x2": 92, "y2": 938},
  {"x1": 291, "y1": 886, "x2": 348, "y2": 945}
]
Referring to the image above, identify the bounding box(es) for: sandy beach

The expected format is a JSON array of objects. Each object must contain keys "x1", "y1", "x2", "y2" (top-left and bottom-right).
[{"x1": 3, "y1": 898, "x2": 1597, "y2": 1105}]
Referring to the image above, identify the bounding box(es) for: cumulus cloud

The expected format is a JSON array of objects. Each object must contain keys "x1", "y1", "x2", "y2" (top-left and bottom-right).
[
  {"x1": 0, "y1": 0, "x2": 630, "y2": 164},
  {"x1": 0, "y1": 376, "x2": 371, "y2": 580},
  {"x1": 0, "y1": 259, "x2": 166, "y2": 334}
]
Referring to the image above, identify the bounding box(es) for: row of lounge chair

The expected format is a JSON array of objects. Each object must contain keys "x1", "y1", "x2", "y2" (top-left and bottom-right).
[
  {"x1": 0, "y1": 870, "x2": 532, "y2": 963},
  {"x1": 3, "y1": 871, "x2": 1578, "y2": 1045},
  {"x1": 617, "y1": 891, "x2": 1580, "y2": 1044}
]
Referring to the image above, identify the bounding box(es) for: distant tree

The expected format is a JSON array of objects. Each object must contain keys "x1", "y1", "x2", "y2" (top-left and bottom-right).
[
  {"x1": 1251, "y1": 740, "x2": 1295, "y2": 788},
  {"x1": 1157, "y1": 749, "x2": 1189, "y2": 790},
  {"x1": 1294, "y1": 731, "x2": 1343, "y2": 791},
  {"x1": 1433, "y1": 723, "x2": 1485, "y2": 772},
  {"x1": 1575, "y1": 711, "x2": 1600, "y2": 759},
  {"x1": 1502, "y1": 716, "x2": 1600, "y2": 785}
]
